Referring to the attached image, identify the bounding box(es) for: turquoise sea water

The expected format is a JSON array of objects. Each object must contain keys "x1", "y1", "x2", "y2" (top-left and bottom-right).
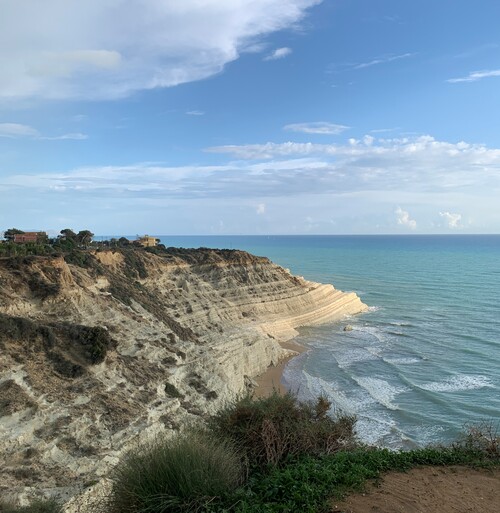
[{"x1": 159, "y1": 235, "x2": 499, "y2": 448}]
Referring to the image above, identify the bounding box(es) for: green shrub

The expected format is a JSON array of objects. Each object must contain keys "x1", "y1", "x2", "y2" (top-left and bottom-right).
[
  {"x1": 107, "y1": 429, "x2": 245, "y2": 513},
  {"x1": 209, "y1": 392, "x2": 358, "y2": 467},
  {"x1": 164, "y1": 382, "x2": 183, "y2": 398},
  {"x1": 212, "y1": 446, "x2": 500, "y2": 513},
  {"x1": 0, "y1": 499, "x2": 62, "y2": 513}
]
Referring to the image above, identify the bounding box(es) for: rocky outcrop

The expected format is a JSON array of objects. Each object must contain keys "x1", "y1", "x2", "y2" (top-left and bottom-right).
[{"x1": 0, "y1": 247, "x2": 367, "y2": 504}]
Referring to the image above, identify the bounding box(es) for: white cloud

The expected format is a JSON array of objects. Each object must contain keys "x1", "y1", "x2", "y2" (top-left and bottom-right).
[
  {"x1": 447, "y1": 69, "x2": 500, "y2": 83},
  {"x1": 256, "y1": 203, "x2": 266, "y2": 214},
  {"x1": 0, "y1": 122, "x2": 87, "y2": 140},
  {"x1": 283, "y1": 122, "x2": 349, "y2": 135},
  {"x1": 354, "y1": 53, "x2": 415, "y2": 69},
  {"x1": 3, "y1": 135, "x2": 500, "y2": 226},
  {"x1": 440, "y1": 211, "x2": 462, "y2": 228},
  {"x1": 370, "y1": 127, "x2": 400, "y2": 134},
  {"x1": 186, "y1": 110, "x2": 205, "y2": 116},
  {"x1": 395, "y1": 207, "x2": 417, "y2": 230},
  {"x1": 40, "y1": 133, "x2": 88, "y2": 141},
  {"x1": 0, "y1": 123, "x2": 40, "y2": 138},
  {"x1": 0, "y1": 0, "x2": 321, "y2": 102},
  {"x1": 29, "y1": 50, "x2": 122, "y2": 78},
  {"x1": 264, "y1": 47, "x2": 292, "y2": 61}
]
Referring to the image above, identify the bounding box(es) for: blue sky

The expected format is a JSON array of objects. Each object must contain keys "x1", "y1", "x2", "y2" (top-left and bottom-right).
[{"x1": 1, "y1": 0, "x2": 500, "y2": 235}]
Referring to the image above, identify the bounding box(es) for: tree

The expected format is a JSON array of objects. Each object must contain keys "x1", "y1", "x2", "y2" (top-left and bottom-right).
[
  {"x1": 60, "y1": 228, "x2": 77, "y2": 241},
  {"x1": 3, "y1": 228, "x2": 24, "y2": 241},
  {"x1": 76, "y1": 230, "x2": 94, "y2": 247}
]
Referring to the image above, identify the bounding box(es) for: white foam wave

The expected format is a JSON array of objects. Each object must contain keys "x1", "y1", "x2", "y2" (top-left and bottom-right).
[
  {"x1": 333, "y1": 348, "x2": 378, "y2": 368},
  {"x1": 367, "y1": 305, "x2": 382, "y2": 312},
  {"x1": 301, "y1": 372, "x2": 374, "y2": 413},
  {"x1": 419, "y1": 375, "x2": 495, "y2": 392},
  {"x1": 366, "y1": 346, "x2": 384, "y2": 357},
  {"x1": 292, "y1": 371, "x2": 406, "y2": 447},
  {"x1": 383, "y1": 356, "x2": 421, "y2": 365},
  {"x1": 356, "y1": 326, "x2": 389, "y2": 344},
  {"x1": 352, "y1": 376, "x2": 409, "y2": 410}
]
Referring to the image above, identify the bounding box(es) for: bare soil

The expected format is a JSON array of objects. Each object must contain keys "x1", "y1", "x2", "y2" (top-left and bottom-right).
[{"x1": 331, "y1": 465, "x2": 500, "y2": 513}]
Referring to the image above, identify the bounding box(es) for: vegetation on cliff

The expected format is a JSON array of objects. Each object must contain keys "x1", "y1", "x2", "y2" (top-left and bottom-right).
[{"x1": 103, "y1": 393, "x2": 499, "y2": 513}]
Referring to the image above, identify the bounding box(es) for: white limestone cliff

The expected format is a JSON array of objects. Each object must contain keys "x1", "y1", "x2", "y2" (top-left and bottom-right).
[{"x1": 0, "y1": 247, "x2": 367, "y2": 506}]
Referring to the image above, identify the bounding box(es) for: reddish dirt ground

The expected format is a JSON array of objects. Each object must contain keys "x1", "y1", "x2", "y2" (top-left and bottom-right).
[{"x1": 331, "y1": 466, "x2": 500, "y2": 513}]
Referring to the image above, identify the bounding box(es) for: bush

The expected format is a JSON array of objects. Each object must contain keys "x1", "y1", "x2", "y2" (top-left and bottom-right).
[
  {"x1": 0, "y1": 499, "x2": 62, "y2": 513},
  {"x1": 453, "y1": 421, "x2": 500, "y2": 459},
  {"x1": 209, "y1": 392, "x2": 358, "y2": 467},
  {"x1": 164, "y1": 382, "x2": 183, "y2": 398},
  {"x1": 107, "y1": 429, "x2": 245, "y2": 513}
]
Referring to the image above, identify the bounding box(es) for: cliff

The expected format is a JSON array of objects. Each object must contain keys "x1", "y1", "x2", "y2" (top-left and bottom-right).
[{"x1": 0, "y1": 247, "x2": 367, "y2": 504}]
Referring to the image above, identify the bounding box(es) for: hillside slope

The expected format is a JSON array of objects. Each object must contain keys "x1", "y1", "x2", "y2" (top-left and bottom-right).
[{"x1": 0, "y1": 247, "x2": 367, "y2": 503}]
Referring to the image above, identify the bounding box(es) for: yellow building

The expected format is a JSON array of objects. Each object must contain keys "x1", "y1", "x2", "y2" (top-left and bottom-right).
[{"x1": 137, "y1": 235, "x2": 158, "y2": 247}]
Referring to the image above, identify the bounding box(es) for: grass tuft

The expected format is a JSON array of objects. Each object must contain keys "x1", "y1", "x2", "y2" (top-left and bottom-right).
[{"x1": 107, "y1": 429, "x2": 245, "y2": 513}]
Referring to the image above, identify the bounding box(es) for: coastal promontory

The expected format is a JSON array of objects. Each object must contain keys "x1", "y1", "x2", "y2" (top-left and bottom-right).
[{"x1": 0, "y1": 246, "x2": 366, "y2": 504}]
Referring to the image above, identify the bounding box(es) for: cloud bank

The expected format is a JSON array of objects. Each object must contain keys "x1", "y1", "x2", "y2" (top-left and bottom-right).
[
  {"x1": 3, "y1": 133, "x2": 500, "y2": 233},
  {"x1": 5, "y1": 135, "x2": 500, "y2": 200},
  {"x1": 0, "y1": 0, "x2": 321, "y2": 102}
]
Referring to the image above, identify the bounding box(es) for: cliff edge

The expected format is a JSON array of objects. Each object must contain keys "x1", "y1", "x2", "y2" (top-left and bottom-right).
[{"x1": 0, "y1": 246, "x2": 367, "y2": 503}]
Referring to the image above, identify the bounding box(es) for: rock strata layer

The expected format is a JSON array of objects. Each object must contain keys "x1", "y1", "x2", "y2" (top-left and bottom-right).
[{"x1": 0, "y1": 247, "x2": 367, "y2": 504}]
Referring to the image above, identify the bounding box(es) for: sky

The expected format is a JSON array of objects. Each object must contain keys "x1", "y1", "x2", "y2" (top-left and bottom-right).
[{"x1": 1, "y1": 0, "x2": 500, "y2": 235}]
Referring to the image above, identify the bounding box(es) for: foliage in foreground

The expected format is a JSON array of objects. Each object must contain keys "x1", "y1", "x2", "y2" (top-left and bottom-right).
[
  {"x1": 216, "y1": 445, "x2": 499, "y2": 513},
  {"x1": 209, "y1": 392, "x2": 357, "y2": 467},
  {"x1": 107, "y1": 429, "x2": 245, "y2": 513},
  {"x1": 103, "y1": 394, "x2": 499, "y2": 513}
]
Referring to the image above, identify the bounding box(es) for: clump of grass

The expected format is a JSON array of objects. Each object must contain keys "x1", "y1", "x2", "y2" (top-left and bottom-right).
[
  {"x1": 0, "y1": 499, "x2": 62, "y2": 513},
  {"x1": 107, "y1": 429, "x2": 245, "y2": 513},
  {"x1": 209, "y1": 392, "x2": 357, "y2": 467}
]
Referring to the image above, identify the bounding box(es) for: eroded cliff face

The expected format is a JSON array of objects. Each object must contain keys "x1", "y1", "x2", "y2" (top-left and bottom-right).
[{"x1": 0, "y1": 247, "x2": 367, "y2": 503}]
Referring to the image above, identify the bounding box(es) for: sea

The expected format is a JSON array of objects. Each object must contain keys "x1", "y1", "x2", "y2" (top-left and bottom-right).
[{"x1": 156, "y1": 235, "x2": 499, "y2": 448}]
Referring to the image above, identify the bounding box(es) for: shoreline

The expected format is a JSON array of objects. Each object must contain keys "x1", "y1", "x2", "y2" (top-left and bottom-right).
[{"x1": 253, "y1": 340, "x2": 307, "y2": 397}]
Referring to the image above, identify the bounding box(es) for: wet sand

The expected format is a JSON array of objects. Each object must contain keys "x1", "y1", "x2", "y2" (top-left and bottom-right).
[{"x1": 253, "y1": 340, "x2": 306, "y2": 398}]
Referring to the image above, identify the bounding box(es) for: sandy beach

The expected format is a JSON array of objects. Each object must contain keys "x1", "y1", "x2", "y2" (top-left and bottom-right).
[{"x1": 253, "y1": 340, "x2": 307, "y2": 398}]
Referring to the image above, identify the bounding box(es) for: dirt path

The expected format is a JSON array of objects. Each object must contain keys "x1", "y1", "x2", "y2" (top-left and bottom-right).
[{"x1": 331, "y1": 466, "x2": 500, "y2": 513}]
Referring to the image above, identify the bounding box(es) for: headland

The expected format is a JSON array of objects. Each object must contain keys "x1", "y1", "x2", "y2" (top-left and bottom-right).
[{"x1": 0, "y1": 245, "x2": 367, "y2": 505}]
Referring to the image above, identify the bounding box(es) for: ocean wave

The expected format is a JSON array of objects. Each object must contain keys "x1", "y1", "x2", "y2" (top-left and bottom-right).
[
  {"x1": 419, "y1": 375, "x2": 495, "y2": 392},
  {"x1": 383, "y1": 356, "x2": 422, "y2": 365},
  {"x1": 300, "y1": 372, "x2": 375, "y2": 413},
  {"x1": 293, "y1": 371, "x2": 410, "y2": 448},
  {"x1": 355, "y1": 325, "x2": 389, "y2": 344},
  {"x1": 386, "y1": 330, "x2": 411, "y2": 338},
  {"x1": 352, "y1": 376, "x2": 409, "y2": 410},
  {"x1": 333, "y1": 348, "x2": 378, "y2": 368}
]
